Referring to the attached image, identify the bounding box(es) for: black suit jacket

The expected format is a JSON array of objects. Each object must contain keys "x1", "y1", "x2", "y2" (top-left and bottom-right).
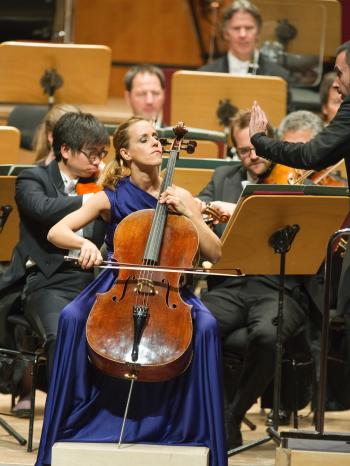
[
  {"x1": 0, "y1": 161, "x2": 105, "y2": 292},
  {"x1": 251, "y1": 95, "x2": 350, "y2": 176},
  {"x1": 199, "y1": 52, "x2": 291, "y2": 82}
]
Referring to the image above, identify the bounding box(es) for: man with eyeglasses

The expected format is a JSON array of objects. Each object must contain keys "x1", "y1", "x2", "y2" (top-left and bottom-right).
[
  {"x1": 197, "y1": 110, "x2": 309, "y2": 449},
  {"x1": 0, "y1": 112, "x2": 109, "y2": 398}
]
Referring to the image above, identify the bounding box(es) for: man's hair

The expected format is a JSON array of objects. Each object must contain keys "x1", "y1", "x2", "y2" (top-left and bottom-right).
[
  {"x1": 319, "y1": 72, "x2": 337, "y2": 107},
  {"x1": 222, "y1": 0, "x2": 262, "y2": 32},
  {"x1": 277, "y1": 110, "x2": 324, "y2": 140},
  {"x1": 124, "y1": 64, "x2": 166, "y2": 92},
  {"x1": 230, "y1": 109, "x2": 273, "y2": 147},
  {"x1": 335, "y1": 40, "x2": 350, "y2": 66},
  {"x1": 52, "y1": 112, "x2": 109, "y2": 161}
]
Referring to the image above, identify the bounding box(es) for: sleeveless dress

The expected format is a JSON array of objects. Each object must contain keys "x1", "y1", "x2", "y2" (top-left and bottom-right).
[{"x1": 35, "y1": 177, "x2": 227, "y2": 466}]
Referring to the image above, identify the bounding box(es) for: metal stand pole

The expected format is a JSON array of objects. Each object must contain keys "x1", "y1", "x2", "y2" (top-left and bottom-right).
[{"x1": 228, "y1": 224, "x2": 300, "y2": 457}]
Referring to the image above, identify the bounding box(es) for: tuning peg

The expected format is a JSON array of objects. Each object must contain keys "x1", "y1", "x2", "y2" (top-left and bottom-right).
[
  {"x1": 180, "y1": 140, "x2": 197, "y2": 154},
  {"x1": 159, "y1": 138, "x2": 170, "y2": 147}
]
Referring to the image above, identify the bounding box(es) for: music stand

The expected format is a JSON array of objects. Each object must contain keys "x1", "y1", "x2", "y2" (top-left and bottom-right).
[
  {"x1": 209, "y1": 183, "x2": 350, "y2": 455},
  {"x1": 0, "y1": 41, "x2": 111, "y2": 105},
  {"x1": 171, "y1": 72, "x2": 287, "y2": 131}
]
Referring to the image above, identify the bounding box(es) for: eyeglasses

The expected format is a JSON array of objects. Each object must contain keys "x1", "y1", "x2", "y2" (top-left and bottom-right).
[
  {"x1": 80, "y1": 148, "x2": 108, "y2": 163},
  {"x1": 236, "y1": 146, "x2": 256, "y2": 158}
]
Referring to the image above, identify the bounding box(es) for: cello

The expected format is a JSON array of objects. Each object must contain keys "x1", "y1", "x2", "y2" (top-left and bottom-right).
[{"x1": 86, "y1": 123, "x2": 197, "y2": 382}]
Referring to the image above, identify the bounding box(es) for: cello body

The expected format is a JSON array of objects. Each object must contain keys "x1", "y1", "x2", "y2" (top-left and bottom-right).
[{"x1": 86, "y1": 209, "x2": 198, "y2": 382}]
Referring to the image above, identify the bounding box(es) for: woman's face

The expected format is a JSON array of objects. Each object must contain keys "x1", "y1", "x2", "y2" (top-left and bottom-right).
[{"x1": 121, "y1": 120, "x2": 163, "y2": 169}]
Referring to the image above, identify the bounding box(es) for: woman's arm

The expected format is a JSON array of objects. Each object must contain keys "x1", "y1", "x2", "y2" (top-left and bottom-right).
[
  {"x1": 47, "y1": 191, "x2": 110, "y2": 268},
  {"x1": 159, "y1": 186, "x2": 222, "y2": 264}
]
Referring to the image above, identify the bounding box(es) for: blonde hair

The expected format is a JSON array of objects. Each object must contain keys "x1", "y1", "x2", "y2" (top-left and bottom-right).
[
  {"x1": 33, "y1": 103, "x2": 79, "y2": 162},
  {"x1": 98, "y1": 116, "x2": 147, "y2": 191}
]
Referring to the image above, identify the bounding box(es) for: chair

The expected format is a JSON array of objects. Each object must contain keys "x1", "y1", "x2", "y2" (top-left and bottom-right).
[
  {"x1": 7, "y1": 104, "x2": 48, "y2": 150},
  {"x1": 0, "y1": 311, "x2": 47, "y2": 452},
  {"x1": 0, "y1": 126, "x2": 21, "y2": 164},
  {"x1": 260, "y1": 330, "x2": 316, "y2": 429},
  {"x1": 223, "y1": 327, "x2": 315, "y2": 430}
]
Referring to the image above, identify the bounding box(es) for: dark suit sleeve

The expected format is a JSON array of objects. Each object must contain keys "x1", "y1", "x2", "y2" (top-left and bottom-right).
[
  {"x1": 251, "y1": 96, "x2": 350, "y2": 171},
  {"x1": 15, "y1": 168, "x2": 83, "y2": 227}
]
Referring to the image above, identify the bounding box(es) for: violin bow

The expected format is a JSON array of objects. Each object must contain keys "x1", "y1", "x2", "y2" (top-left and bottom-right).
[{"x1": 64, "y1": 256, "x2": 244, "y2": 277}]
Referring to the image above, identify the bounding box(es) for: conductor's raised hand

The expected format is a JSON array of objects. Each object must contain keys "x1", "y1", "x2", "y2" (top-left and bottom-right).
[
  {"x1": 78, "y1": 239, "x2": 103, "y2": 269},
  {"x1": 249, "y1": 101, "x2": 269, "y2": 138}
]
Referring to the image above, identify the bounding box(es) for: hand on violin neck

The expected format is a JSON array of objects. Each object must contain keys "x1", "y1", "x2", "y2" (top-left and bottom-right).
[
  {"x1": 78, "y1": 239, "x2": 103, "y2": 269},
  {"x1": 205, "y1": 201, "x2": 235, "y2": 224},
  {"x1": 249, "y1": 101, "x2": 269, "y2": 138}
]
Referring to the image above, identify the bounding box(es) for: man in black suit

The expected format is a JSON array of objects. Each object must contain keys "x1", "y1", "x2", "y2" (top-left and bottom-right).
[
  {"x1": 0, "y1": 112, "x2": 109, "y2": 408},
  {"x1": 199, "y1": 0, "x2": 290, "y2": 82},
  {"x1": 250, "y1": 39, "x2": 350, "y2": 401},
  {"x1": 197, "y1": 110, "x2": 309, "y2": 448}
]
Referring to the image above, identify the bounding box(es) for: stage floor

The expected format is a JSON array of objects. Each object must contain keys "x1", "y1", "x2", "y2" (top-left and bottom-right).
[{"x1": 0, "y1": 391, "x2": 349, "y2": 466}]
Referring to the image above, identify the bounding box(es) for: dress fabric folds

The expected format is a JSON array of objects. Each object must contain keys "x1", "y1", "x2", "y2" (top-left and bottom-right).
[{"x1": 35, "y1": 177, "x2": 227, "y2": 466}]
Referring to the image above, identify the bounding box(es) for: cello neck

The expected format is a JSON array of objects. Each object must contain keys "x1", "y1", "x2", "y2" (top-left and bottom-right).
[{"x1": 143, "y1": 129, "x2": 184, "y2": 264}]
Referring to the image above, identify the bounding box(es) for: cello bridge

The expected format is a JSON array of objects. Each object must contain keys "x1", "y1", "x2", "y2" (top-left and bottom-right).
[{"x1": 135, "y1": 279, "x2": 155, "y2": 295}]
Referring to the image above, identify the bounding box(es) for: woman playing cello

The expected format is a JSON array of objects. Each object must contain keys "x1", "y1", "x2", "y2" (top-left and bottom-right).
[{"x1": 36, "y1": 117, "x2": 227, "y2": 466}]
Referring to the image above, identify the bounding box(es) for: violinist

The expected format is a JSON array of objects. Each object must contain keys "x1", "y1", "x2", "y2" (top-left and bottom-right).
[
  {"x1": 33, "y1": 103, "x2": 80, "y2": 165},
  {"x1": 0, "y1": 112, "x2": 109, "y2": 415},
  {"x1": 197, "y1": 110, "x2": 310, "y2": 448},
  {"x1": 36, "y1": 117, "x2": 227, "y2": 466},
  {"x1": 250, "y1": 40, "x2": 350, "y2": 376},
  {"x1": 320, "y1": 71, "x2": 342, "y2": 124}
]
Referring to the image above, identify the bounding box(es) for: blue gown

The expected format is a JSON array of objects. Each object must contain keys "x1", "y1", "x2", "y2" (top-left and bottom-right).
[{"x1": 35, "y1": 177, "x2": 227, "y2": 466}]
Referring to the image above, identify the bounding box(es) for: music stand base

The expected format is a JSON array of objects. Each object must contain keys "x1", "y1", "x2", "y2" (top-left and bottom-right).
[
  {"x1": 227, "y1": 434, "x2": 271, "y2": 457},
  {"x1": 280, "y1": 430, "x2": 350, "y2": 453},
  {"x1": 0, "y1": 416, "x2": 27, "y2": 445}
]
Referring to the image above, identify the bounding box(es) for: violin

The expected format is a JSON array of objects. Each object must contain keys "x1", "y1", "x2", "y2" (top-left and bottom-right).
[
  {"x1": 76, "y1": 179, "x2": 102, "y2": 195},
  {"x1": 259, "y1": 161, "x2": 348, "y2": 187},
  {"x1": 259, "y1": 163, "x2": 302, "y2": 185},
  {"x1": 76, "y1": 169, "x2": 102, "y2": 195},
  {"x1": 203, "y1": 203, "x2": 230, "y2": 225},
  {"x1": 86, "y1": 123, "x2": 196, "y2": 382}
]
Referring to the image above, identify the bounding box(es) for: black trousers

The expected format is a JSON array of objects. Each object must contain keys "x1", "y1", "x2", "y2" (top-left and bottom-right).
[
  {"x1": 201, "y1": 277, "x2": 308, "y2": 422},
  {"x1": 23, "y1": 265, "x2": 94, "y2": 378}
]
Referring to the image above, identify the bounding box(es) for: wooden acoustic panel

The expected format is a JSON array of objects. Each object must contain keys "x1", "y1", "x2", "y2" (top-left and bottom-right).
[
  {"x1": 171, "y1": 71, "x2": 287, "y2": 131},
  {"x1": 172, "y1": 168, "x2": 214, "y2": 196},
  {"x1": 0, "y1": 41, "x2": 111, "y2": 105}
]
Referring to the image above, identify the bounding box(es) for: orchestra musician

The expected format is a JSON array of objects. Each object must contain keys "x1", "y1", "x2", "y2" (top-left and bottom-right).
[
  {"x1": 33, "y1": 103, "x2": 80, "y2": 165},
  {"x1": 0, "y1": 112, "x2": 109, "y2": 415},
  {"x1": 35, "y1": 117, "x2": 227, "y2": 466},
  {"x1": 197, "y1": 110, "x2": 310, "y2": 448},
  {"x1": 250, "y1": 39, "x2": 350, "y2": 394},
  {"x1": 199, "y1": 0, "x2": 290, "y2": 82},
  {"x1": 319, "y1": 71, "x2": 342, "y2": 124},
  {"x1": 124, "y1": 64, "x2": 166, "y2": 125}
]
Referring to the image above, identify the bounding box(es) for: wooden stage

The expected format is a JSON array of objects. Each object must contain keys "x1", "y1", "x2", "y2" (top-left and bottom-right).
[{"x1": 0, "y1": 391, "x2": 349, "y2": 466}]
